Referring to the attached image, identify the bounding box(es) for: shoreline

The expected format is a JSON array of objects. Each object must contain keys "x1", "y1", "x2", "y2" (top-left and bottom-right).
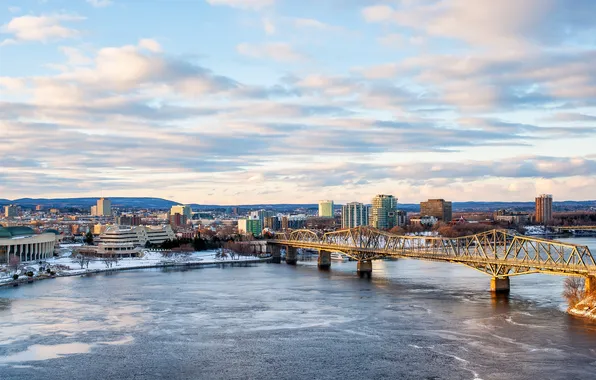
[{"x1": 0, "y1": 257, "x2": 271, "y2": 289}]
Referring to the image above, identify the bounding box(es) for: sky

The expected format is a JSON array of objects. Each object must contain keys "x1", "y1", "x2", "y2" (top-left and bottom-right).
[{"x1": 1, "y1": 0, "x2": 596, "y2": 205}]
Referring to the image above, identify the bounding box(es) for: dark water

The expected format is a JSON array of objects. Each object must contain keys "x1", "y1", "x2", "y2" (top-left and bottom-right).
[{"x1": 1, "y1": 239, "x2": 596, "y2": 380}]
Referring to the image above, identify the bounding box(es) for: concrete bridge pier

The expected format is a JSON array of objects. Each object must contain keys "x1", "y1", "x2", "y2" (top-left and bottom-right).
[
  {"x1": 490, "y1": 277, "x2": 510, "y2": 294},
  {"x1": 318, "y1": 250, "x2": 331, "y2": 270},
  {"x1": 270, "y1": 245, "x2": 281, "y2": 264},
  {"x1": 357, "y1": 260, "x2": 372, "y2": 278},
  {"x1": 585, "y1": 275, "x2": 596, "y2": 294},
  {"x1": 286, "y1": 247, "x2": 298, "y2": 265}
]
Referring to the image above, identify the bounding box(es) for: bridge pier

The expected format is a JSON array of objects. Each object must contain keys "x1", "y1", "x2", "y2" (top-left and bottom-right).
[
  {"x1": 318, "y1": 250, "x2": 331, "y2": 270},
  {"x1": 585, "y1": 276, "x2": 596, "y2": 294},
  {"x1": 270, "y1": 245, "x2": 281, "y2": 264},
  {"x1": 286, "y1": 247, "x2": 297, "y2": 265},
  {"x1": 490, "y1": 277, "x2": 510, "y2": 294},
  {"x1": 357, "y1": 260, "x2": 372, "y2": 278}
]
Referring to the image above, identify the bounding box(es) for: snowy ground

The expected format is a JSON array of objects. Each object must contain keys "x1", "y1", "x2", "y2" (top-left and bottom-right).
[{"x1": 0, "y1": 249, "x2": 267, "y2": 285}]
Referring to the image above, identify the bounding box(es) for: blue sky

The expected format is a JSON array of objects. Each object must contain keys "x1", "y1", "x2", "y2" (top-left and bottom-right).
[{"x1": 1, "y1": 0, "x2": 596, "y2": 204}]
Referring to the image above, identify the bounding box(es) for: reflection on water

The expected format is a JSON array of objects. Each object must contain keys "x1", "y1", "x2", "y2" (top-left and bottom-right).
[
  {"x1": 0, "y1": 343, "x2": 92, "y2": 364},
  {"x1": 0, "y1": 238, "x2": 594, "y2": 379}
]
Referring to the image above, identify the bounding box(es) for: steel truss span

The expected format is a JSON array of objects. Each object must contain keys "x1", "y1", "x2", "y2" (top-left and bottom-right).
[{"x1": 272, "y1": 227, "x2": 596, "y2": 278}]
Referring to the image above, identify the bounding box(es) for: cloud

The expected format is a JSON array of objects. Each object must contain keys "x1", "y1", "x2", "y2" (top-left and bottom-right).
[
  {"x1": 59, "y1": 46, "x2": 92, "y2": 65},
  {"x1": 544, "y1": 113, "x2": 596, "y2": 122},
  {"x1": 362, "y1": 0, "x2": 596, "y2": 48},
  {"x1": 1, "y1": 14, "x2": 85, "y2": 44},
  {"x1": 86, "y1": 0, "x2": 113, "y2": 7},
  {"x1": 138, "y1": 38, "x2": 161, "y2": 52},
  {"x1": 293, "y1": 18, "x2": 344, "y2": 32},
  {"x1": 8, "y1": 6, "x2": 21, "y2": 13},
  {"x1": 206, "y1": 0, "x2": 275, "y2": 10},
  {"x1": 236, "y1": 42, "x2": 305, "y2": 62},
  {"x1": 262, "y1": 18, "x2": 275, "y2": 35}
]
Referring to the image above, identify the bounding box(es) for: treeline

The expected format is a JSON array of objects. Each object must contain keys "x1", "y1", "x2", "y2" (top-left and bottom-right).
[
  {"x1": 388, "y1": 222, "x2": 502, "y2": 238},
  {"x1": 145, "y1": 232, "x2": 261, "y2": 251}
]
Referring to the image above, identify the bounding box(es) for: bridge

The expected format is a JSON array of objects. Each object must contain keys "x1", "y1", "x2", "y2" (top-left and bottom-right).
[
  {"x1": 554, "y1": 226, "x2": 596, "y2": 231},
  {"x1": 267, "y1": 227, "x2": 596, "y2": 294}
]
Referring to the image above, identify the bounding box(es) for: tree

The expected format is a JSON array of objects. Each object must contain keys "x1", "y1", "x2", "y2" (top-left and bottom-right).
[
  {"x1": 9, "y1": 255, "x2": 20, "y2": 273},
  {"x1": 74, "y1": 254, "x2": 91, "y2": 270},
  {"x1": 563, "y1": 277, "x2": 585, "y2": 308},
  {"x1": 103, "y1": 257, "x2": 118, "y2": 268},
  {"x1": 84, "y1": 231, "x2": 94, "y2": 245},
  {"x1": 389, "y1": 226, "x2": 405, "y2": 235}
]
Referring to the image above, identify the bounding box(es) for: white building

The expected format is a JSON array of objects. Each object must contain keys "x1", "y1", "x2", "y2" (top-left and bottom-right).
[
  {"x1": 99, "y1": 225, "x2": 176, "y2": 247},
  {"x1": 0, "y1": 226, "x2": 57, "y2": 263}
]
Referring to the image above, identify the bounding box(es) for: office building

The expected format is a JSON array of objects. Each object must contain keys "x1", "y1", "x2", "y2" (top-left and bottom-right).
[
  {"x1": 369, "y1": 194, "x2": 398, "y2": 229},
  {"x1": 238, "y1": 219, "x2": 262, "y2": 236},
  {"x1": 96, "y1": 197, "x2": 112, "y2": 217},
  {"x1": 117, "y1": 215, "x2": 142, "y2": 226},
  {"x1": 90, "y1": 205, "x2": 97, "y2": 216},
  {"x1": 170, "y1": 205, "x2": 192, "y2": 220},
  {"x1": 535, "y1": 194, "x2": 553, "y2": 224},
  {"x1": 420, "y1": 199, "x2": 452, "y2": 222},
  {"x1": 169, "y1": 213, "x2": 188, "y2": 227},
  {"x1": 4, "y1": 205, "x2": 18, "y2": 218},
  {"x1": 341, "y1": 202, "x2": 369, "y2": 228},
  {"x1": 249, "y1": 210, "x2": 275, "y2": 227},
  {"x1": 318, "y1": 200, "x2": 334, "y2": 217},
  {"x1": 396, "y1": 210, "x2": 408, "y2": 227},
  {"x1": 264, "y1": 216, "x2": 281, "y2": 231},
  {"x1": 99, "y1": 225, "x2": 176, "y2": 246}
]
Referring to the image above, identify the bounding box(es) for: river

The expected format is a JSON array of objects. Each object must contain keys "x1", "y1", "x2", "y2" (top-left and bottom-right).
[{"x1": 1, "y1": 238, "x2": 596, "y2": 379}]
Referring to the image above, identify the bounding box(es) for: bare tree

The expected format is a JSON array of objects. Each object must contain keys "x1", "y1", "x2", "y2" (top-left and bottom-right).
[
  {"x1": 74, "y1": 254, "x2": 91, "y2": 270},
  {"x1": 563, "y1": 277, "x2": 585, "y2": 308},
  {"x1": 9, "y1": 255, "x2": 20, "y2": 273},
  {"x1": 103, "y1": 257, "x2": 118, "y2": 268}
]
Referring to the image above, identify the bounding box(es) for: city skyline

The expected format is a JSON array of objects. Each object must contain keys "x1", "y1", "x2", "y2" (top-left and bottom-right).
[{"x1": 2, "y1": 1, "x2": 596, "y2": 204}]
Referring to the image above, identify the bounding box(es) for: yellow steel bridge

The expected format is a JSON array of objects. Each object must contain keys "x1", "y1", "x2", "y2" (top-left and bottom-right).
[{"x1": 270, "y1": 227, "x2": 596, "y2": 291}]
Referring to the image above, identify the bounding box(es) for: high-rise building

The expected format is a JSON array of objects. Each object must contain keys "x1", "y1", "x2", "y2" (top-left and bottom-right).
[
  {"x1": 170, "y1": 204, "x2": 192, "y2": 220},
  {"x1": 238, "y1": 219, "x2": 262, "y2": 236},
  {"x1": 396, "y1": 210, "x2": 408, "y2": 227},
  {"x1": 535, "y1": 194, "x2": 553, "y2": 224},
  {"x1": 420, "y1": 199, "x2": 453, "y2": 222},
  {"x1": 4, "y1": 205, "x2": 18, "y2": 218},
  {"x1": 96, "y1": 198, "x2": 112, "y2": 217},
  {"x1": 318, "y1": 200, "x2": 334, "y2": 217},
  {"x1": 341, "y1": 202, "x2": 369, "y2": 229},
  {"x1": 369, "y1": 194, "x2": 398, "y2": 229},
  {"x1": 118, "y1": 215, "x2": 142, "y2": 226},
  {"x1": 90, "y1": 205, "x2": 97, "y2": 216},
  {"x1": 249, "y1": 210, "x2": 274, "y2": 227},
  {"x1": 169, "y1": 213, "x2": 188, "y2": 227},
  {"x1": 264, "y1": 216, "x2": 281, "y2": 231}
]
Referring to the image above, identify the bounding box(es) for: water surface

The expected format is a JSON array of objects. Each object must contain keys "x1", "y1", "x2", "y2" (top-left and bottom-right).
[{"x1": 1, "y1": 238, "x2": 596, "y2": 379}]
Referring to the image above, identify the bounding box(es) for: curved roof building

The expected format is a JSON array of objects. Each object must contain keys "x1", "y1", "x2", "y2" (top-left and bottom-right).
[{"x1": 0, "y1": 226, "x2": 57, "y2": 263}]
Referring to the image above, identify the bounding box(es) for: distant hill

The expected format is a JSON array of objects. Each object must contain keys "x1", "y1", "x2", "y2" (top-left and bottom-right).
[
  {"x1": 0, "y1": 197, "x2": 179, "y2": 209},
  {"x1": 0, "y1": 198, "x2": 594, "y2": 212}
]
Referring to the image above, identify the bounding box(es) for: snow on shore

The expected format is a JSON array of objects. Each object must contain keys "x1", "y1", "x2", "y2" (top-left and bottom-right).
[{"x1": 0, "y1": 250, "x2": 267, "y2": 285}]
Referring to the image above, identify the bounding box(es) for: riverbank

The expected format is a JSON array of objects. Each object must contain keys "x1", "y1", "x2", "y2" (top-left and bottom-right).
[
  {"x1": 569, "y1": 296, "x2": 596, "y2": 320},
  {"x1": 0, "y1": 250, "x2": 270, "y2": 288}
]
